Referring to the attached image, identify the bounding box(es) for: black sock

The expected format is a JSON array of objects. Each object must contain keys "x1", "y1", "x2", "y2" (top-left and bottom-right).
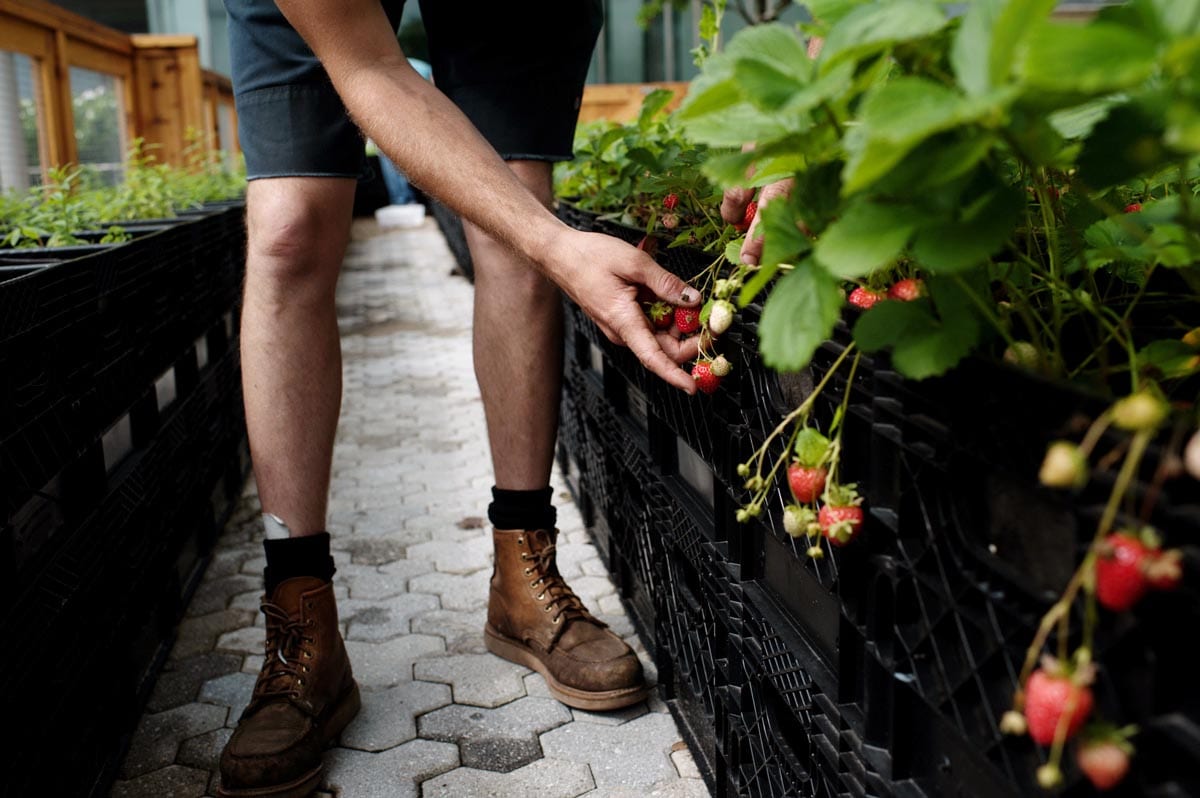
[
  {"x1": 488, "y1": 486, "x2": 556, "y2": 530},
  {"x1": 263, "y1": 532, "x2": 336, "y2": 594}
]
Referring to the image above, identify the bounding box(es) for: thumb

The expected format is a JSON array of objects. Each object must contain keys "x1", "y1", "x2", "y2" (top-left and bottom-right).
[{"x1": 639, "y1": 259, "x2": 700, "y2": 306}]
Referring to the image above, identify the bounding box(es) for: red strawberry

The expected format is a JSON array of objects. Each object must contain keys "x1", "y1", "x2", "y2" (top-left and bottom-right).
[
  {"x1": 648, "y1": 301, "x2": 674, "y2": 330},
  {"x1": 691, "y1": 361, "x2": 721, "y2": 394},
  {"x1": 887, "y1": 278, "x2": 924, "y2": 301},
  {"x1": 818, "y1": 504, "x2": 863, "y2": 546},
  {"x1": 674, "y1": 306, "x2": 701, "y2": 334},
  {"x1": 1077, "y1": 740, "x2": 1131, "y2": 791},
  {"x1": 787, "y1": 464, "x2": 828, "y2": 504},
  {"x1": 1024, "y1": 666, "x2": 1094, "y2": 746},
  {"x1": 663, "y1": 193, "x2": 679, "y2": 210},
  {"x1": 1124, "y1": 203, "x2": 1142, "y2": 213},
  {"x1": 733, "y1": 200, "x2": 758, "y2": 232},
  {"x1": 848, "y1": 287, "x2": 883, "y2": 309},
  {"x1": 1095, "y1": 533, "x2": 1150, "y2": 612}
]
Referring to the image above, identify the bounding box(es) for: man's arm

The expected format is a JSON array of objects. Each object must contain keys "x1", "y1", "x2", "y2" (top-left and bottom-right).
[{"x1": 273, "y1": 0, "x2": 700, "y2": 392}]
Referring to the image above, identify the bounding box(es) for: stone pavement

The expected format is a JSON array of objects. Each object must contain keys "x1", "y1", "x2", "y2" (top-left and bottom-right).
[{"x1": 111, "y1": 218, "x2": 710, "y2": 798}]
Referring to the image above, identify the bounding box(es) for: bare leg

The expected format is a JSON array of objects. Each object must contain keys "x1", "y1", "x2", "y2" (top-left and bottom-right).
[
  {"x1": 465, "y1": 160, "x2": 562, "y2": 490},
  {"x1": 240, "y1": 177, "x2": 356, "y2": 536}
]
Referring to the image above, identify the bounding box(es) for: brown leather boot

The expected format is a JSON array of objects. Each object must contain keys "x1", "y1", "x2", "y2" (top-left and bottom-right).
[
  {"x1": 486, "y1": 528, "x2": 648, "y2": 710},
  {"x1": 218, "y1": 577, "x2": 360, "y2": 798}
]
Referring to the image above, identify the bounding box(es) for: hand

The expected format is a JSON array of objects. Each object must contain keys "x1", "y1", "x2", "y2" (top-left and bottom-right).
[
  {"x1": 721, "y1": 178, "x2": 795, "y2": 266},
  {"x1": 546, "y1": 229, "x2": 703, "y2": 394}
]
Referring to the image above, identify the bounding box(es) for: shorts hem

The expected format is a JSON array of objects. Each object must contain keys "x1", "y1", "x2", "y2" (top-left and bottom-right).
[
  {"x1": 500, "y1": 153, "x2": 575, "y2": 163},
  {"x1": 247, "y1": 171, "x2": 362, "y2": 181}
]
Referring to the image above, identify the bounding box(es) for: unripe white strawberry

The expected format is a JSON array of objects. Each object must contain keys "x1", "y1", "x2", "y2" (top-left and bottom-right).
[
  {"x1": 1112, "y1": 390, "x2": 1167, "y2": 432},
  {"x1": 708, "y1": 300, "x2": 734, "y2": 336},
  {"x1": 662, "y1": 213, "x2": 679, "y2": 230},
  {"x1": 1039, "y1": 441, "x2": 1088, "y2": 489},
  {"x1": 710, "y1": 355, "x2": 732, "y2": 377},
  {"x1": 1184, "y1": 430, "x2": 1200, "y2": 479}
]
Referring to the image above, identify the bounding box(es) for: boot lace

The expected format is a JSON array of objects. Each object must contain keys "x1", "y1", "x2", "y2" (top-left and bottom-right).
[
  {"x1": 253, "y1": 601, "x2": 314, "y2": 703},
  {"x1": 521, "y1": 536, "x2": 605, "y2": 649}
]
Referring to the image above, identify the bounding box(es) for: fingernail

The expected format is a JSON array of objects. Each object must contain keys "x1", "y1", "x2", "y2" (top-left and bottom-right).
[
  {"x1": 743, "y1": 255, "x2": 758, "y2": 267},
  {"x1": 680, "y1": 289, "x2": 696, "y2": 304}
]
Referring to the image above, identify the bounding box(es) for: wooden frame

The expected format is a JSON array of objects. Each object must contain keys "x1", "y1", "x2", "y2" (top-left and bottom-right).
[{"x1": 0, "y1": 0, "x2": 239, "y2": 178}]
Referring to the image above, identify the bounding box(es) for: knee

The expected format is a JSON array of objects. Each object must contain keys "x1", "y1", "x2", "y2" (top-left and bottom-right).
[{"x1": 246, "y1": 186, "x2": 350, "y2": 289}]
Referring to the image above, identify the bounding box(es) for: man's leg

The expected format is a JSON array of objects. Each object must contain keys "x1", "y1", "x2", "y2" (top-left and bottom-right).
[
  {"x1": 466, "y1": 162, "x2": 648, "y2": 711},
  {"x1": 465, "y1": 161, "x2": 561, "y2": 491},
  {"x1": 241, "y1": 177, "x2": 354, "y2": 536},
  {"x1": 218, "y1": 177, "x2": 362, "y2": 798}
]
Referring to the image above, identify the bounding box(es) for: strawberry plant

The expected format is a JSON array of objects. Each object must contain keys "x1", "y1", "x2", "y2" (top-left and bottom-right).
[{"x1": 1, "y1": 137, "x2": 244, "y2": 249}]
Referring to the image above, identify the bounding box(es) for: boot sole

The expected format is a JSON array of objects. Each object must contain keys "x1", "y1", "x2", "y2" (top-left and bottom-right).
[
  {"x1": 217, "y1": 681, "x2": 362, "y2": 798},
  {"x1": 485, "y1": 624, "x2": 650, "y2": 711}
]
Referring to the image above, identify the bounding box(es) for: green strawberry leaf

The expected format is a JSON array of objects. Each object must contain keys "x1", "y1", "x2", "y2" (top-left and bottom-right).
[
  {"x1": 794, "y1": 427, "x2": 832, "y2": 467},
  {"x1": 760, "y1": 194, "x2": 813, "y2": 268},
  {"x1": 814, "y1": 198, "x2": 924, "y2": 279},
  {"x1": 1017, "y1": 21, "x2": 1158, "y2": 95},
  {"x1": 758, "y1": 261, "x2": 843, "y2": 371},
  {"x1": 853, "y1": 276, "x2": 982, "y2": 379},
  {"x1": 1137, "y1": 340, "x2": 1200, "y2": 379},
  {"x1": 911, "y1": 184, "x2": 1024, "y2": 273},
  {"x1": 820, "y1": 0, "x2": 948, "y2": 72}
]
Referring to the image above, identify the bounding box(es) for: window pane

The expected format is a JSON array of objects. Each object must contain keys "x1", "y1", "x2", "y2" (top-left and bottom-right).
[
  {"x1": 69, "y1": 66, "x2": 126, "y2": 186},
  {"x1": 0, "y1": 50, "x2": 43, "y2": 191}
]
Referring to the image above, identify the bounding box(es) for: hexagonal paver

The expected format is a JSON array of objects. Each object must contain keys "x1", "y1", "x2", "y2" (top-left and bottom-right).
[
  {"x1": 215, "y1": 625, "x2": 266, "y2": 656},
  {"x1": 414, "y1": 653, "x2": 529, "y2": 708},
  {"x1": 349, "y1": 561, "x2": 435, "y2": 599},
  {"x1": 110, "y1": 764, "x2": 210, "y2": 798},
  {"x1": 343, "y1": 592, "x2": 440, "y2": 642},
  {"x1": 411, "y1": 608, "x2": 487, "y2": 654},
  {"x1": 340, "y1": 680, "x2": 452, "y2": 752},
  {"x1": 120, "y1": 703, "x2": 228, "y2": 778},
  {"x1": 188, "y1": 575, "x2": 263, "y2": 616},
  {"x1": 172, "y1": 609, "x2": 257, "y2": 660},
  {"x1": 198, "y1": 671, "x2": 258, "y2": 727},
  {"x1": 407, "y1": 570, "x2": 492, "y2": 612},
  {"x1": 423, "y1": 757, "x2": 594, "y2": 798},
  {"x1": 581, "y1": 781, "x2": 711, "y2": 798},
  {"x1": 539, "y1": 712, "x2": 682, "y2": 790},
  {"x1": 146, "y1": 652, "x2": 242, "y2": 713},
  {"x1": 177, "y1": 727, "x2": 233, "y2": 771},
  {"x1": 419, "y1": 695, "x2": 572, "y2": 771},
  {"x1": 344, "y1": 634, "x2": 446, "y2": 688},
  {"x1": 323, "y1": 738, "x2": 459, "y2": 798},
  {"x1": 406, "y1": 537, "x2": 492, "y2": 574}
]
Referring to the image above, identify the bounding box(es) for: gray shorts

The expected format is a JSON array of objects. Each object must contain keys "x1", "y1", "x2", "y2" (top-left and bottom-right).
[{"x1": 224, "y1": 0, "x2": 604, "y2": 180}]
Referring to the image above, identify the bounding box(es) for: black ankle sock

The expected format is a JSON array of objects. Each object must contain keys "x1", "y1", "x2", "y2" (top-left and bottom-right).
[
  {"x1": 488, "y1": 486, "x2": 556, "y2": 530},
  {"x1": 263, "y1": 532, "x2": 335, "y2": 594}
]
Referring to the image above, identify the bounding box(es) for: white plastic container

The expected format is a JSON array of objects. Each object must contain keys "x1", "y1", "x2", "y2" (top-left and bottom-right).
[{"x1": 375, "y1": 203, "x2": 426, "y2": 228}]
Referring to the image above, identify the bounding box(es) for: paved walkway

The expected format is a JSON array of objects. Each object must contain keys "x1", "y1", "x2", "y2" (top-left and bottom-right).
[{"x1": 111, "y1": 218, "x2": 709, "y2": 798}]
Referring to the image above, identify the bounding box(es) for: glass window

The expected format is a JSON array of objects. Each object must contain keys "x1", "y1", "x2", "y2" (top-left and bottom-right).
[
  {"x1": 69, "y1": 66, "x2": 126, "y2": 186},
  {"x1": 0, "y1": 50, "x2": 44, "y2": 191}
]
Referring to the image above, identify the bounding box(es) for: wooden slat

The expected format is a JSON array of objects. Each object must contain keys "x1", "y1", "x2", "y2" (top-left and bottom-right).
[
  {"x1": 67, "y1": 37, "x2": 133, "y2": 78},
  {"x1": 578, "y1": 82, "x2": 691, "y2": 124},
  {"x1": 48, "y1": 28, "x2": 75, "y2": 166},
  {"x1": 0, "y1": 0, "x2": 131, "y2": 55},
  {"x1": 131, "y1": 37, "x2": 206, "y2": 166},
  {"x1": 0, "y1": 10, "x2": 53, "y2": 57}
]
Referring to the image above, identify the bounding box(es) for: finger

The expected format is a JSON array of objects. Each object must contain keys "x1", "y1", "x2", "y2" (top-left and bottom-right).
[
  {"x1": 624, "y1": 323, "x2": 697, "y2": 394},
  {"x1": 741, "y1": 178, "x2": 795, "y2": 267},
  {"x1": 720, "y1": 186, "x2": 756, "y2": 225},
  {"x1": 635, "y1": 259, "x2": 700, "y2": 307},
  {"x1": 656, "y1": 331, "x2": 701, "y2": 364}
]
